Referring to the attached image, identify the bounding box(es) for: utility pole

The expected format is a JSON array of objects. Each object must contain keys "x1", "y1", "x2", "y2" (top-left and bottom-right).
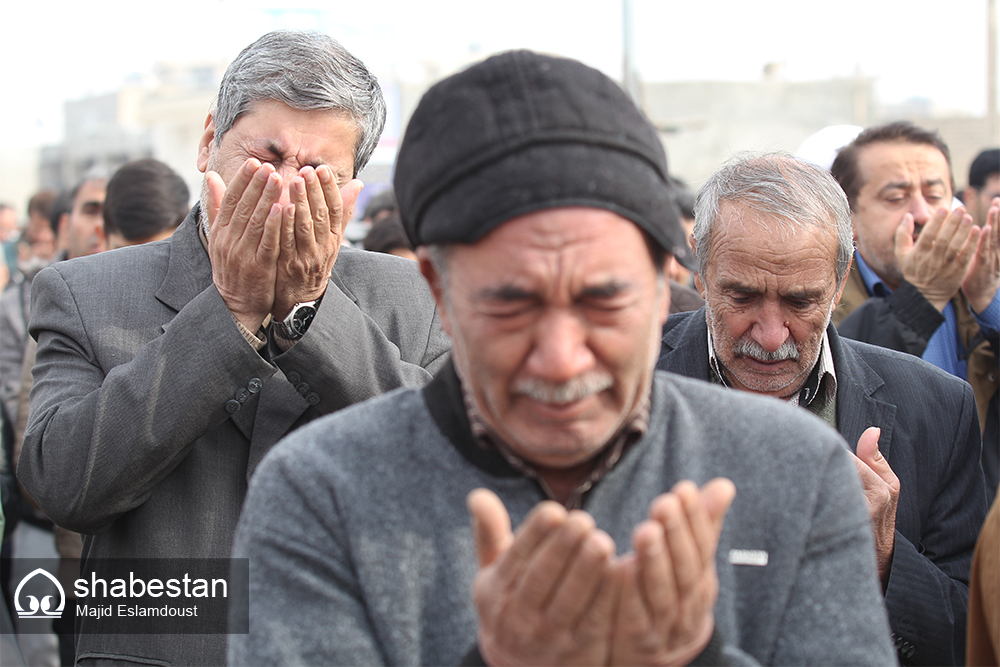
[
  {"x1": 622, "y1": 0, "x2": 642, "y2": 108},
  {"x1": 989, "y1": 0, "x2": 997, "y2": 140}
]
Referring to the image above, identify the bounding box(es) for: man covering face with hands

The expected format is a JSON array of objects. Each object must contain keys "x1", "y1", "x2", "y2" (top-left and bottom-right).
[
  {"x1": 18, "y1": 30, "x2": 448, "y2": 666},
  {"x1": 197, "y1": 97, "x2": 363, "y2": 335},
  {"x1": 230, "y1": 50, "x2": 895, "y2": 666}
]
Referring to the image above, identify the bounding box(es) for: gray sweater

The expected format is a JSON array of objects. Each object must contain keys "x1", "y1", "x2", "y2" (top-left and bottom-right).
[{"x1": 230, "y1": 366, "x2": 896, "y2": 666}]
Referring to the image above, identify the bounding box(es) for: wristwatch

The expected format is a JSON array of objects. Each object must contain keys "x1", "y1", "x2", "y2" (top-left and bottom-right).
[{"x1": 272, "y1": 297, "x2": 321, "y2": 340}]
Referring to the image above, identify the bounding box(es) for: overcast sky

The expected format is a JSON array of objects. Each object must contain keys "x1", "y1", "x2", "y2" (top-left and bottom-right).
[{"x1": 1, "y1": 0, "x2": 996, "y2": 151}]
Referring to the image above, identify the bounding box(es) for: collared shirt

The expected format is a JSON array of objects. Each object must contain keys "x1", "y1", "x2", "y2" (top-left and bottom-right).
[
  {"x1": 461, "y1": 379, "x2": 650, "y2": 510},
  {"x1": 854, "y1": 250, "x2": 888, "y2": 299},
  {"x1": 855, "y1": 250, "x2": 1000, "y2": 381},
  {"x1": 707, "y1": 322, "x2": 838, "y2": 427}
]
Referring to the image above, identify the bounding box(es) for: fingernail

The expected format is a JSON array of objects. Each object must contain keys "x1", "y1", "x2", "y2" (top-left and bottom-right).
[{"x1": 317, "y1": 165, "x2": 332, "y2": 183}]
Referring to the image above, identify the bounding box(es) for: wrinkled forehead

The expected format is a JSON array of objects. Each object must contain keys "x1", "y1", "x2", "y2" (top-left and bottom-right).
[
  {"x1": 484, "y1": 206, "x2": 647, "y2": 251},
  {"x1": 714, "y1": 202, "x2": 836, "y2": 243},
  {"x1": 449, "y1": 207, "x2": 660, "y2": 284},
  {"x1": 858, "y1": 141, "x2": 952, "y2": 188},
  {"x1": 708, "y1": 205, "x2": 839, "y2": 274}
]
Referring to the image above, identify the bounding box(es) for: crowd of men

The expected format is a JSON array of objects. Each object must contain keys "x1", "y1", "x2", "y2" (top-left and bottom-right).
[{"x1": 0, "y1": 28, "x2": 997, "y2": 667}]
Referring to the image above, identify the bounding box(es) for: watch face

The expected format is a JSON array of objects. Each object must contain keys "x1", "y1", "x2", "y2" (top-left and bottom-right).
[{"x1": 291, "y1": 305, "x2": 317, "y2": 335}]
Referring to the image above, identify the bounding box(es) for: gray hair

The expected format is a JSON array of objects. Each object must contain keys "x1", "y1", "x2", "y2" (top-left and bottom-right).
[
  {"x1": 693, "y1": 152, "x2": 854, "y2": 286},
  {"x1": 213, "y1": 30, "x2": 386, "y2": 177}
]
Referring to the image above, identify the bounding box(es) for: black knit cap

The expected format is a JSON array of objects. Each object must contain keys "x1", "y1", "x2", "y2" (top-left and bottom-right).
[{"x1": 394, "y1": 50, "x2": 688, "y2": 265}]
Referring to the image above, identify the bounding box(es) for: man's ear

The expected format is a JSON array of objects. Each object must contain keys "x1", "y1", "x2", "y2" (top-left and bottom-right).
[
  {"x1": 694, "y1": 272, "x2": 705, "y2": 296},
  {"x1": 689, "y1": 233, "x2": 706, "y2": 296},
  {"x1": 337, "y1": 178, "x2": 364, "y2": 232},
  {"x1": 56, "y1": 212, "x2": 70, "y2": 247},
  {"x1": 963, "y1": 187, "x2": 979, "y2": 219},
  {"x1": 658, "y1": 256, "x2": 673, "y2": 324},
  {"x1": 833, "y1": 254, "x2": 853, "y2": 307},
  {"x1": 660, "y1": 254, "x2": 675, "y2": 278},
  {"x1": 417, "y1": 247, "x2": 452, "y2": 337},
  {"x1": 196, "y1": 113, "x2": 216, "y2": 174}
]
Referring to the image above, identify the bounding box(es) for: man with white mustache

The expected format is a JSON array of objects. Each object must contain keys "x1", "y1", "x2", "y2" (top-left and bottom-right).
[
  {"x1": 231, "y1": 52, "x2": 896, "y2": 666},
  {"x1": 658, "y1": 152, "x2": 987, "y2": 666},
  {"x1": 512, "y1": 371, "x2": 613, "y2": 405}
]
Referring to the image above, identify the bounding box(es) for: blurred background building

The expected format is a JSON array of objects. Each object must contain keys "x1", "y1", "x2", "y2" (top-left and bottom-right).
[{"x1": 2, "y1": 0, "x2": 997, "y2": 219}]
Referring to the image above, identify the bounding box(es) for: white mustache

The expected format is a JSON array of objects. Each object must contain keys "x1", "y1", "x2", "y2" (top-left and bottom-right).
[
  {"x1": 733, "y1": 336, "x2": 799, "y2": 362},
  {"x1": 513, "y1": 372, "x2": 614, "y2": 404}
]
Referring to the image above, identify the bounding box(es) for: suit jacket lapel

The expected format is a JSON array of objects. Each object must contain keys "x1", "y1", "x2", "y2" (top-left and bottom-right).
[
  {"x1": 658, "y1": 309, "x2": 713, "y2": 381},
  {"x1": 328, "y1": 262, "x2": 358, "y2": 306},
  {"x1": 155, "y1": 207, "x2": 214, "y2": 319},
  {"x1": 829, "y1": 326, "x2": 896, "y2": 457}
]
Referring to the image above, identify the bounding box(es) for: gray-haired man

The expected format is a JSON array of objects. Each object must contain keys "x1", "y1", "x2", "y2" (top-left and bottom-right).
[
  {"x1": 658, "y1": 153, "x2": 986, "y2": 665},
  {"x1": 18, "y1": 30, "x2": 448, "y2": 665}
]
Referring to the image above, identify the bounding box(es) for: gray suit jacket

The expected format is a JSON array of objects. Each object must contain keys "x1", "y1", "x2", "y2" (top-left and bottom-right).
[
  {"x1": 658, "y1": 308, "x2": 987, "y2": 666},
  {"x1": 17, "y1": 208, "x2": 450, "y2": 666}
]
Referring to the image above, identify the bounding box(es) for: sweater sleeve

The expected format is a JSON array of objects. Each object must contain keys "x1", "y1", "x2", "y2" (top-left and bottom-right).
[
  {"x1": 230, "y1": 432, "x2": 387, "y2": 666},
  {"x1": 768, "y1": 446, "x2": 898, "y2": 666}
]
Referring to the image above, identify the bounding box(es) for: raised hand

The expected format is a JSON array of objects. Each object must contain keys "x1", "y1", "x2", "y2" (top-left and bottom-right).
[
  {"x1": 273, "y1": 164, "x2": 363, "y2": 319},
  {"x1": 610, "y1": 478, "x2": 735, "y2": 666},
  {"x1": 205, "y1": 158, "x2": 284, "y2": 331},
  {"x1": 468, "y1": 479, "x2": 736, "y2": 666},
  {"x1": 897, "y1": 207, "x2": 980, "y2": 311},
  {"x1": 962, "y1": 196, "x2": 1000, "y2": 314},
  {"x1": 850, "y1": 426, "x2": 900, "y2": 587},
  {"x1": 468, "y1": 489, "x2": 618, "y2": 666}
]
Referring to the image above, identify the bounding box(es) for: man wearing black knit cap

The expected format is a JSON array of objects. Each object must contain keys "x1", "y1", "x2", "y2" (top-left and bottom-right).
[{"x1": 230, "y1": 51, "x2": 895, "y2": 666}]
